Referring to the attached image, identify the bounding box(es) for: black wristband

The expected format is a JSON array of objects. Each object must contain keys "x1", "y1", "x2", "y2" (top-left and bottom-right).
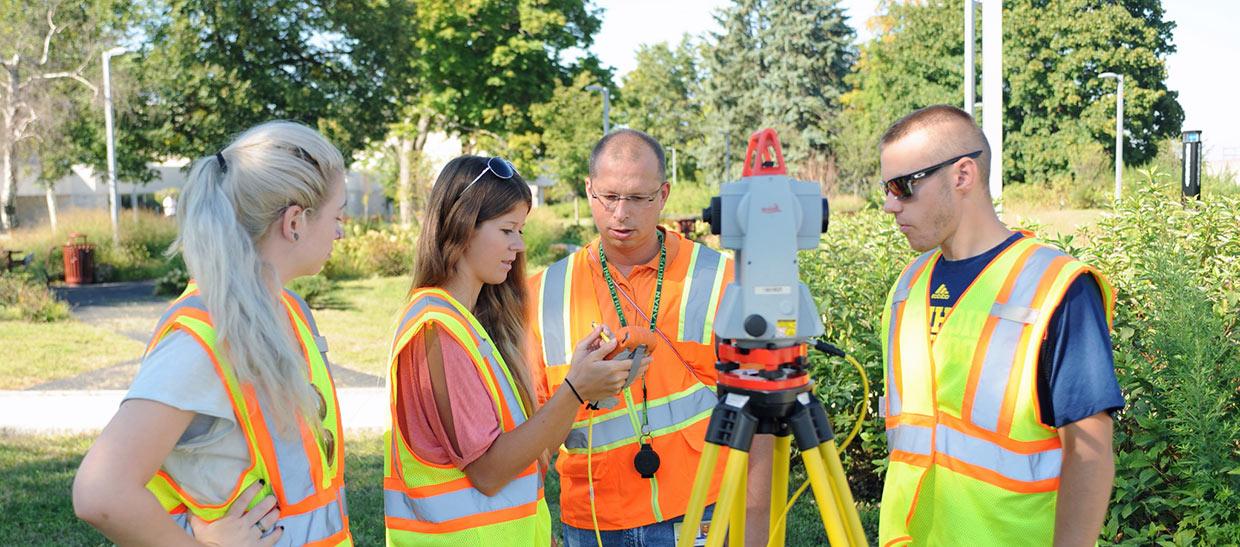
[{"x1": 563, "y1": 378, "x2": 586, "y2": 405}]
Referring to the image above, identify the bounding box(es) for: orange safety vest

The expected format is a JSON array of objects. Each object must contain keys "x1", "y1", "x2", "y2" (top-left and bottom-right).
[
  {"x1": 528, "y1": 230, "x2": 732, "y2": 530},
  {"x1": 385, "y1": 288, "x2": 550, "y2": 546},
  {"x1": 878, "y1": 236, "x2": 1115, "y2": 546},
  {"x1": 144, "y1": 282, "x2": 351, "y2": 546}
]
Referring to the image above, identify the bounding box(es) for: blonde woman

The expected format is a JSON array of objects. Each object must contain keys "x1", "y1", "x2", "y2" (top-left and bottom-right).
[
  {"x1": 384, "y1": 156, "x2": 645, "y2": 545},
  {"x1": 74, "y1": 121, "x2": 351, "y2": 546}
]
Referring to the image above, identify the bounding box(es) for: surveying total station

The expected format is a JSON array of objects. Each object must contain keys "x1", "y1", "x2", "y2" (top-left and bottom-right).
[{"x1": 676, "y1": 129, "x2": 868, "y2": 547}]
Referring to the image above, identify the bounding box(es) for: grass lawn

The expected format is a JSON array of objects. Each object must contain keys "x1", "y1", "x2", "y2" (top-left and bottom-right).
[
  {"x1": 313, "y1": 276, "x2": 410, "y2": 376},
  {"x1": 0, "y1": 431, "x2": 871, "y2": 546},
  {"x1": 0, "y1": 320, "x2": 144, "y2": 389}
]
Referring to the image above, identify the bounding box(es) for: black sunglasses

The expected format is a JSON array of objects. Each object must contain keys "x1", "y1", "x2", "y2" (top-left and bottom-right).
[
  {"x1": 883, "y1": 150, "x2": 982, "y2": 200},
  {"x1": 461, "y1": 157, "x2": 518, "y2": 194}
]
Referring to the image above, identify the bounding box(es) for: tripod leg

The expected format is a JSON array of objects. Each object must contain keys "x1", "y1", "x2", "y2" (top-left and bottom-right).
[
  {"x1": 768, "y1": 435, "x2": 791, "y2": 546},
  {"x1": 730, "y1": 457, "x2": 747, "y2": 547},
  {"x1": 800, "y1": 446, "x2": 853, "y2": 547},
  {"x1": 819, "y1": 441, "x2": 867, "y2": 546},
  {"x1": 677, "y1": 443, "x2": 721, "y2": 547},
  {"x1": 705, "y1": 449, "x2": 749, "y2": 547}
]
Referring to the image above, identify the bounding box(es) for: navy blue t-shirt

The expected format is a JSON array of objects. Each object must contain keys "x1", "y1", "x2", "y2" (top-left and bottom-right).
[{"x1": 927, "y1": 232, "x2": 1124, "y2": 427}]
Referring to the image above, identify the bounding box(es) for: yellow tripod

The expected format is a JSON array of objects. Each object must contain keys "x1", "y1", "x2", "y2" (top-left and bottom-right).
[{"x1": 676, "y1": 375, "x2": 867, "y2": 547}]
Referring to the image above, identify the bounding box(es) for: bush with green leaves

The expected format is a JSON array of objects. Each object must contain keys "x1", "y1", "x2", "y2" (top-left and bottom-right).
[
  {"x1": 0, "y1": 272, "x2": 70, "y2": 322},
  {"x1": 286, "y1": 274, "x2": 344, "y2": 310},
  {"x1": 797, "y1": 183, "x2": 1240, "y2": 544},
  {"x1": 322, "y1": 221, "x2": 418, "y2": 279}
]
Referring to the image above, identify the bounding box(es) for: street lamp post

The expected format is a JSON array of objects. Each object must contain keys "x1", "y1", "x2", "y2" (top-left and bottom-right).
[
  {"x1": 584, "y1": 85, "x2": 610, "y2": 135},
  {"x1": 1099, "y1": 72, "x2": 1125, "y2": 202},
  {"x1": 103, "y1": 46, "x2": 127, "y2": 246}
]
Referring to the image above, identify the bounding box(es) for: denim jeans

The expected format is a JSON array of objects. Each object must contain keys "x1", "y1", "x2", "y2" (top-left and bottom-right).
[{"x1": 562, "y1": 504, "x2": 715, "y2": 547}]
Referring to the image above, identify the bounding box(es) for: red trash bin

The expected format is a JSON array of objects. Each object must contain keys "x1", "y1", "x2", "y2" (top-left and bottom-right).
[{"x1": 63, "y1": 232, "x2": 96, "y2": 286}]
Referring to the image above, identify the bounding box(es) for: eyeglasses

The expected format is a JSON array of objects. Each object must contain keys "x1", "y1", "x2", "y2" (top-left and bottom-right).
[
  {"x1": 882, "y1": 150, "x2": 982, "y2": 200},
  {"x1": 461, "y1": 157, "x2": 518, "y2": 195},
  {"x1": 589, "y1": 183, "x2": 667, "y2": 212}
]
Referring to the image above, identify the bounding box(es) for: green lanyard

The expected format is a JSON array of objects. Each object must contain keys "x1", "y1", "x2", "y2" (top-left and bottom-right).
[{"x1": 597, "y1": 230, "x2": 665, "y2": 437}]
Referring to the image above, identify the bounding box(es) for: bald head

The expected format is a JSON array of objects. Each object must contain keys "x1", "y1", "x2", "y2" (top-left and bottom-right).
[
  {"x1": 589, "y1": 128, "x2": 666, "y2": 181},
  {"x1": 881, "y1": 105, "x2": 991, "y2": 188}
]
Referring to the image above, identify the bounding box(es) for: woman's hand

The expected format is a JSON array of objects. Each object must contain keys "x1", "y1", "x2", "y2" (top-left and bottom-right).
[
  {"x1": 190, "y1": 481, "x2": 283, "y2": 547},
  {"x1": 565, "y1": 324, "x2": 651, "y2": 402}
]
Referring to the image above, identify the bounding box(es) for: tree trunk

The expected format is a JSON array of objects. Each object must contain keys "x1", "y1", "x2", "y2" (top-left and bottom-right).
[
  {"x1": 2, "y1": 62, "x2": 19, "y2": 233},
  {"x1": 397, "y1": 136, "x2": 414, "y2": 227},
  {"x1": 44, "y1": 184, "x2": 57, "y2": 233}
]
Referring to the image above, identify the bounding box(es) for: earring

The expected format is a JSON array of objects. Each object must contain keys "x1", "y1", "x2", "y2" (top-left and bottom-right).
[{"x1": 293, "y1": 233, "x2": 300, "y2": 241}]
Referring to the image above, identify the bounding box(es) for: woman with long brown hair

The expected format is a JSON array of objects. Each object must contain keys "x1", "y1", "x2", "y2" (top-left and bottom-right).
[{"x1": 383, "y1": 156, "x2": 644, "y2": 545}]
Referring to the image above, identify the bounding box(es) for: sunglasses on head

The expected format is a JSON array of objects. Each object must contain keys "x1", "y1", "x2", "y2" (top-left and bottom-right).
[
  {"x1": 883, "y1": 150, "x2": 982, "y2": 200},
  {"x1": 461, "y1": 157, "x2": 519, "y2": 195}
]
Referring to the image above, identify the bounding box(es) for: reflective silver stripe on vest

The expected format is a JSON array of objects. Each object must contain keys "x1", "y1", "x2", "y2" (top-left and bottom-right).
[
  {"x1": 398, "y1": 294, "x2": 528, "y2": 425},
  {"x1": 271, "y1": 491, "x2": 348, "y2": 544},
  {"x1": 886, "y1": 423, "x2": 933, "y2": 456},
  {"x1": 385, "y1": 471, "x2": 539, "y2": 523},
  {"x1": 679, "y1": 245, "x2": 725, "y2": 344},
  {"x1": 936, "y1": 424, "x2": 1061, "y2": 483},
  {"x1": 563, "y1": 384, "x2": 717, "y2": 450},
  {"x1": 969, "y1": 246, "x2": 1065, "y2": 432},
  {"x1": 260, "y1": 406, "x2": 319, "y2": 505},
  {"x1": 886, "y1": 423, "x2": 1061, "y2": 484},
  {"x1": 885, "y1": 251, "x2": 935, "y2": 418},
  {"x1": 540, "y1": 258, "x2": 571, "y2": 367}
]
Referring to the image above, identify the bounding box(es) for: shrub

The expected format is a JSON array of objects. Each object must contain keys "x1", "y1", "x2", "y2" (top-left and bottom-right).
[
  {"x1": 322, "y1": 220, "x2": 418, "y2": 279},
  {"x1": 524, "y1": 206, "x2": 594, "y2": 271},
  {"x1": 286, "y1": 274, "x2": 344, "y2": 310},
  {"x1": 0, "y1": 273, "x2": 69, "y2": 322},
  {"x1": 6, "y1": 210, "x2": 178, "y2": 283}
]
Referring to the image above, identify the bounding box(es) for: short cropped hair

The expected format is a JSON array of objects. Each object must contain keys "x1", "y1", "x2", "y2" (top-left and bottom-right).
[
  {"x1": 880, "y1": 104, "x2": 992, "y2": 185},
  {"x1": 588, "y1": 128, "x2": 667, "y2": 181}
]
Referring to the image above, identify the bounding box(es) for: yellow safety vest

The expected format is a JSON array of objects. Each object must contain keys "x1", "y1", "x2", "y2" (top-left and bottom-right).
[
  {"x1": 879, "y1": 236, "x2": 1115, "y2": 546},
  {"x1": 144, "y1": 282, "x2": 351, "y2": 546},
  {"x1": 385, "y1": 288, "x2": 550, "y2": 546}
]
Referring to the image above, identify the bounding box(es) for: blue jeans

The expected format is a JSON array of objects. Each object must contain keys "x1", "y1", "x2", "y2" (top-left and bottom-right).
[{"x1": 562, "y1": 504, "x2": 715, "y2": 547}]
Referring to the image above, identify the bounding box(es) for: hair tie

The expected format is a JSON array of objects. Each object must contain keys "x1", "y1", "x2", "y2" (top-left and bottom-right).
[{"x1": 215, "y1": 152, "x2": 228, "y2": 173}]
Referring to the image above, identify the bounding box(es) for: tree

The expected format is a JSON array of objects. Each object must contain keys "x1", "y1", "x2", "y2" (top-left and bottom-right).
[
  {"x1": 620, "y1": 37, "x2": 706, "y2": 182},
  {"x1": 381, "y1": 0, "x2": 604, "y2": 225},
  {"x1": 0, "y1": 0, "x2": 124, "y2": 232},
  {"x1": 529, "y1": 71, "x2": 606, "y2": 198},
  {"x1": 700, "y1": 0, "x2": 855, "y2": 184},
  {"x1": 836, "y1": 0, "x2": 1183, "y2": 190},
  {"x1": 129, "y1": 0, "x2": 396, "y2": 162}
]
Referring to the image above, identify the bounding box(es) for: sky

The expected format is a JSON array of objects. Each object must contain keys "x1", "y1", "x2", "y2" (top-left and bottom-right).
[{"x1": 588, "y1": 0, "x2": 1239, "y2": 166}]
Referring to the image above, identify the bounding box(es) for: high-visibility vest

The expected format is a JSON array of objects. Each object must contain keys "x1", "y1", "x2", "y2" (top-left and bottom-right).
[
  {"x1": 878, "y1": 236, "x2": 1116, "y2": 546},
  {"x1": 528, "y1": 231, "x2": 732, "y2": 530},
  {"x1": 384, "y1": 288, "x2": 551, "y2": 546},
  {"x1": 144, "y1": 281, "x2": 351, "y2": 546}
]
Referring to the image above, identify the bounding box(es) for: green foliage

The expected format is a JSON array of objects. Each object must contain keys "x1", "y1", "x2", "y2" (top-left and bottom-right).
[
  {"x1": 800, "y1": 208, "x2": 917, "y2": 500},
  {"x1": 527, "y1": 72, "x2": 607, "y2": 197},
  {"x1": 0, "y1": 272, "x2": 69, "y2": 322},
  {"x1": 322, "y1": 220, "x2": 418, "y2": 280},
  {"x1": 619, "y1": 38, "x2": 706, "y2": 182},
  {"x1": 154, "y1": 255, "x2": 189, "y2": 296},
  {"x1": 1082, "y1": 183, "x2": 1240, "y2": 544},
  {"x1": 286, "y1": 274, "x2": 344, "y2": 310},
  {"x1": 837, "y1": 0, "x2": 1183, "y2": 191},
  {"x1": 700, "y1": 0, "x2": 855, "y2": 183},
  {"x1": 523, "y1": 206, "x2": 593, "y2": 272}
]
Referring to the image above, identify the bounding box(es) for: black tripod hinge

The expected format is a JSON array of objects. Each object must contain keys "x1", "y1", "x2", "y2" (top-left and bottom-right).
[
  {"x1": 704, "y1": 394, "x2": 758, "y2": 451},
  {"x1": 790, "y1": 392, "x2": 836, "y2": 451}
]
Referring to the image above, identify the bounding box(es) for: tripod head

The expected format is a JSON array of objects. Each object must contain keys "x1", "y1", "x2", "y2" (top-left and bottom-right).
[{"x1": 702, "y1": 128, "x2": 829, "y2": 392}]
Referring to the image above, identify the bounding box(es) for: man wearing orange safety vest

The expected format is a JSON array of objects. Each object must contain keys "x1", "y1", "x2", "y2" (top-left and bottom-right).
[
  {"x1": 877, "y1": 105, "x2": 1124, "y2": 546},
  {"x1": 527, "y1": 128, "x2": 773, "y2": 545}
]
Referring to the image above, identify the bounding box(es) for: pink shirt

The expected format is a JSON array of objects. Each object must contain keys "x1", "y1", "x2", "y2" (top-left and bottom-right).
[{"x1": 394, "y1": 325, "x2": 502, "y2": 468}]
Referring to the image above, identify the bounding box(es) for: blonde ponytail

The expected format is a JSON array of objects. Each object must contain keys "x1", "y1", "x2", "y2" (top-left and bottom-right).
[{"x1": 173, "y1": 121, "x2": 345, "y2": 433}]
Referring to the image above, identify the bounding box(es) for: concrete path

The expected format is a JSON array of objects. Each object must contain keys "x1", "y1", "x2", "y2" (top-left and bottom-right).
[
  {"x1": 0, "y1": 388, "x2": 388, "y2": 434},
  {"x1": 3, "y1": 282, "x2": 388, "y2": 433}
]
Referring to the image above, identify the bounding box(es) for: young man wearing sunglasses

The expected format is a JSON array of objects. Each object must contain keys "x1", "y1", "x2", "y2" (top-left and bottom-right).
[
  {"x1": 876, "y1": 105, "x2": 1123, "y2": 546},
  {"x1": 527, "y1": 128, "x2": 774, "y2": 545}
]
